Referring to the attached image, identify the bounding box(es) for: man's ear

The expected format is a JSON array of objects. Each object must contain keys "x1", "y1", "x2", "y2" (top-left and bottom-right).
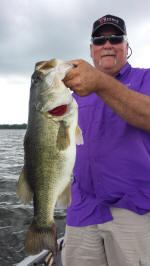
[
  {"x1": 126, "y1": 42, "x2": 129, "y2": 57},
  {"x1": 90, "y1": 44, "x2": 93, "y2": 58}
]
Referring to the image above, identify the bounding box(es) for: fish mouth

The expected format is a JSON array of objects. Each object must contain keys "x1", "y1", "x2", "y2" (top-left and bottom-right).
[{"x1": 48, "y1": 104, "x2": 68, "y2": 116}]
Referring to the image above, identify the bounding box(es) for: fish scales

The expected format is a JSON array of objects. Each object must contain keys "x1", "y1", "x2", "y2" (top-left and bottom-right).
[{"x1": 17, "y1": 58, "x2": 83, "y2": 255}]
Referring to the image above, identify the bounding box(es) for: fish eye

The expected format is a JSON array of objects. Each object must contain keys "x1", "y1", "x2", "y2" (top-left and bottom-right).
[
  {"x1": 32, "y1": 76, "x2": 41, "y2": 84},
  {"x1": 31, "y1": 71, "x2": 43, "y2": 85}
]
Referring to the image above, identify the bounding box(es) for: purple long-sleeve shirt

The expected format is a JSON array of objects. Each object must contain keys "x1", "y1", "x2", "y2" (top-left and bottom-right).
[{"x1": 66, "y1": 62, "x2": 150, "y2": 226}]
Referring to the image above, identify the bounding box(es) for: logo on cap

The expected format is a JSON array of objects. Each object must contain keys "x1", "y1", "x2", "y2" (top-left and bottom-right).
[{"x1": 99, "y1": 16, "x2": 119, "y2": 25}]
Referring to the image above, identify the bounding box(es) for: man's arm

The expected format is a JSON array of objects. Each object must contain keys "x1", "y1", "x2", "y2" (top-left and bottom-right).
[{"x1": 63, "y1": 59, "x2": 150, "y2": 132}]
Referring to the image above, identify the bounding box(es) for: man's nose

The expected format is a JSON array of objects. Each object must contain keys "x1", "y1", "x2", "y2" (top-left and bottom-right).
[{"x1": 104, "y1": 40, "x2": 112, "y2": 48}]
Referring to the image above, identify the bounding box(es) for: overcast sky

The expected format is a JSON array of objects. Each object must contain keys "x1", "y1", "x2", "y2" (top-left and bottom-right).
[{"x1": 1, "y1": 0, "x2": 150, "y2": 124}]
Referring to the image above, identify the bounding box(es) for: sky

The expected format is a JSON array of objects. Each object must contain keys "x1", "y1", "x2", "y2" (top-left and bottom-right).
[{"x1": 1, "y1": 0, "x2": 150, "y2": 124}]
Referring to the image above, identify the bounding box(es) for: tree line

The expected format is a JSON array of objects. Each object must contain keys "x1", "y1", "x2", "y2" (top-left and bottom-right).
[{"x1": 0, "y1": 123, "x2": 27, "y2": 129}]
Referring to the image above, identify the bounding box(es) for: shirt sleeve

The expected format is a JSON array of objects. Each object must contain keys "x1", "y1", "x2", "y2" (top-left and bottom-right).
[{"x1": 140, "y1": 69, "x2": 150, "y2": 96}]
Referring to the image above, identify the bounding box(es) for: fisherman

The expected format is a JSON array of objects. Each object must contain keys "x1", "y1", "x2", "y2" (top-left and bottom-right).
[{"x1": 62, "y1": 14, "x2": 150, "y2": 266}]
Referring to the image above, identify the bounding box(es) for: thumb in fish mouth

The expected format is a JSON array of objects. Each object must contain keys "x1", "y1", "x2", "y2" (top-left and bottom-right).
[{"x1": 35, "y1": 59, "x2": 74, "y2": 81}]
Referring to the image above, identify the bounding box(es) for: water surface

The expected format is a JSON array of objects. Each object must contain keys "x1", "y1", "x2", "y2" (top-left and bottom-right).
[{"x1": 0, "y1": 129, "x2": 66, "y2": 266}]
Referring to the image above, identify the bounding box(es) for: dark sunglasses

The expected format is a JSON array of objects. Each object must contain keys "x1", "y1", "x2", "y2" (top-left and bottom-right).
[{"x1": 91, "y1": 35, "x2": 127, "y2": 46}]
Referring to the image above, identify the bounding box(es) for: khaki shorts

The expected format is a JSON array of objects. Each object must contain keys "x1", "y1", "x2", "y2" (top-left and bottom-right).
[{"x1": 61, "y1": 207, "x2": 150, "y2": 266}]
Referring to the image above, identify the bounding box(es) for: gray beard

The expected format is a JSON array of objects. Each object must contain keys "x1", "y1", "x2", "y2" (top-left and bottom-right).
[{"x1": 99, "y1": 57, "x2": 117, "y2": 66}]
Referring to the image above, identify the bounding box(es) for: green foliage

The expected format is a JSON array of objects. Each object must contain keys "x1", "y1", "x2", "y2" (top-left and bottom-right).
[{"x1": 0, "y1": 123, "x2": 27, "y2": 129}]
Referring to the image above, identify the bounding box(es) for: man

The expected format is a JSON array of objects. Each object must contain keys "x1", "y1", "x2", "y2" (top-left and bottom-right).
[{"x1": 62, "y1": 14, "x2": 150, "y2": 266}]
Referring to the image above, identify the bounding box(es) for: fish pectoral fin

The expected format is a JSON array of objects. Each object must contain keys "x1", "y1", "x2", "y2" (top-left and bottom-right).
[
  {"x1": 16, "y1": 167, "x2": 33, "y2": 204},
  {"x1": 75, "y1": 125, "x2": 84, "y2": 145},
  {"x1": 56, "y1": 122, "x2": 70, "y2": 150},
  {"x1": 56, "y1": 182, "x2": 71, "y2": 208}
]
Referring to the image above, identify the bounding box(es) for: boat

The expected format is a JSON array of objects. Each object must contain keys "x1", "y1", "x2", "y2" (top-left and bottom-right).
[{"x1": 16, "y1": 237, "x2": 64, "y2": 266}]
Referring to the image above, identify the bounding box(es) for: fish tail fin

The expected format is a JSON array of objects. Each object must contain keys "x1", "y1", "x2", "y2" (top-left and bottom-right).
[
  {"x1": 56, "y1": 182, "x2": 71, "y2": 208},
  {"x1": 17, "y1": 167, "x2": 33, "y2": 204},
  {"x1": 25, "y1": 221, "x2": 58, "y2": 255}
]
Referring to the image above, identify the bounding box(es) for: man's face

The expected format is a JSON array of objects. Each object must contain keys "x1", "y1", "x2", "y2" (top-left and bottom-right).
[{"x1": 90, "y1": 25, "x2": 129, "y2": 76}]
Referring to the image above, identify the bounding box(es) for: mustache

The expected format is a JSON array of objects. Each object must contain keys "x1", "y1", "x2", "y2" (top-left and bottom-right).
[{"x1": 101, "y1": 50, "x2": 116, "y2": 57}]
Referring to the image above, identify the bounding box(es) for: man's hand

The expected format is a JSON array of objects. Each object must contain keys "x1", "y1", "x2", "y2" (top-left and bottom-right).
[
  {"x1": 63, "y1": 59, "x2": 101, "y2": 97},
  {"x1": 63, "y1": 60, "x2": 150, "y2": 132}
]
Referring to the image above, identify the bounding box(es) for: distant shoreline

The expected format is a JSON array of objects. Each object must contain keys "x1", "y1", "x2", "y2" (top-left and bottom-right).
[{"x1": 0, "y1": 124, "x2": 27, "y2": 129}]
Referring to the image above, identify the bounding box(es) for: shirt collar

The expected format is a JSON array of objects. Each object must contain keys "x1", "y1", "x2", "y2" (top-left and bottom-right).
[{"x1": 115, "y1": 62, "x2": 131, "y2": 79}]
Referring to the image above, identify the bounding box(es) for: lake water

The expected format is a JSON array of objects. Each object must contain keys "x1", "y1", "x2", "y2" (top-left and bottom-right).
[{"x1": 0, "y1": 129, "x2": 66, "y2": 266}]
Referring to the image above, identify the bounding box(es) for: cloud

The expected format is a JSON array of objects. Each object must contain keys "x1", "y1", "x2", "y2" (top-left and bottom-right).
[
  {"x1": 1, "y1": 0, "x2": 150, "y2": 77},
  {"x1": 0, "y1": 0, "x2": 150, "y2": 123},
  {"x1": 0, "y1": 0, "x2": 91, "y2": 76}
]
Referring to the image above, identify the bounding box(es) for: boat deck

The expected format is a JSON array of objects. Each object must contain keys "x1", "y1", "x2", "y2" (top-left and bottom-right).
[
  {"x1": 16, "y1": 238, "x2": 63, "y2": 266},
  {"x1": 30, "y1": 250, "x2": 63, "y2": 266}
]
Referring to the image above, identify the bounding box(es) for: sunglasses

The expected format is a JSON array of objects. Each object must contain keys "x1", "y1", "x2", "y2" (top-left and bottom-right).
[{"x1": 91, "y1": 35, "x2": 127, "y2": 46}]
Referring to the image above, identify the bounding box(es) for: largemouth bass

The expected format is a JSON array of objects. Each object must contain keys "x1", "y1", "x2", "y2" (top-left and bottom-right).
[{"x1": 17, "y1": 58, "x2": 83, "y2": 255}]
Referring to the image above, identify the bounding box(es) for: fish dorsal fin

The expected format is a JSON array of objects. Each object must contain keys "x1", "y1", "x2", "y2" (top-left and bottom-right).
[
  {"x1": 75, "y1": 126, "x2": 84, "y2": 145},
  {"x1": 56, "y1": 121, "x2": 70, "y2": 150}
]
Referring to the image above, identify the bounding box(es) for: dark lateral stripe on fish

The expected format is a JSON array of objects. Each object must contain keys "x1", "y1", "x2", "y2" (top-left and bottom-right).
[{"x1": 48, "y1": 105, "x2": 67, "y2": 116}]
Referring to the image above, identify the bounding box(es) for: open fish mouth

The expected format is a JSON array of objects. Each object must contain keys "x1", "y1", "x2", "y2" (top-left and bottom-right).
[{"x1": 48, "y1": 104, "x2": 68, "y2": 116}]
